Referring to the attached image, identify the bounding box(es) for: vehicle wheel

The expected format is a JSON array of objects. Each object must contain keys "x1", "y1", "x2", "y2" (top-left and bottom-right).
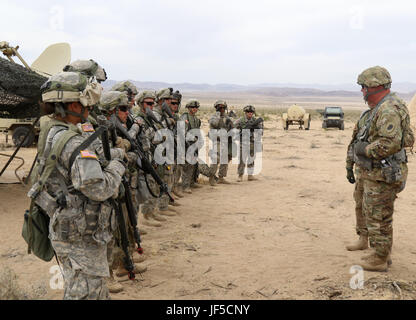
[
  {"x1": 340, "y1": 122, "x2": 344, "y2": 130},
  {"x1": 284, "y1": 121, "x2": 289, "y2": 130},
  {"x1": 322, "y1": 121, "x2": 327, "y2": 129},
  {"x1": 12, "y1": 126, "x2": 35, "y2": 147}
]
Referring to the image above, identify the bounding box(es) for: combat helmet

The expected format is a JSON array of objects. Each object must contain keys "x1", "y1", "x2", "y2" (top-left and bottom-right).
[
  {"x1": 243, "y1": 105, "x2": 256, "y2": 114},
  {"x1": 156, "y1": 87, "x2": 173, "y2": 102},
  {"x1": 135, "y1": 90, "x2": 156, "y2": 106},
  {"x1": 357, "y1": 66, "x2": 392, "y2": 88},
  {"x1": 214, "y1": 100, "x2": 227, "y2": 110},
  {"x1": 98, "y1": 91, "x2": 129, "y2": 114},
  {"x1": 111, "y1": 81, "x2": 138, "y2": 100},
  {"x1": 63, "y1": 59, "x2": 107, "y2": 83},
  {"x1": 186, "y1": 100, "x2": 200, "y2": 108}
]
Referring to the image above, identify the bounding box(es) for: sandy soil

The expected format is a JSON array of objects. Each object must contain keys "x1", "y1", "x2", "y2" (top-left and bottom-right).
[{"x1": 1, "y1": 117, "x2": 416, "y2": 300}]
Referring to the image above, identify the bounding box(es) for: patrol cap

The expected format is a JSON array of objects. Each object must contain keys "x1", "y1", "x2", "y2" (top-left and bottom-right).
[
  {"x1": 63, "y1": 59, "x2": 107, "y2": 82},
  {"x1": 99, "y1": 91, "x2": 129, "y2": 112},
  {"x1": 186, "y1": 100, "x2": 200, "y2": 108},
  {"x1": 214, "y1": 100, "x2": 227, "y2": 109},
  {"x1": 357, "y1": 66, "x2": 392, "y2": 88},
  {"x1": 111, "y1": 81, "x2": 138, "y2": 95},
  {"x1": 41, "y1": 71, "x2": 100, "y2": 107}
]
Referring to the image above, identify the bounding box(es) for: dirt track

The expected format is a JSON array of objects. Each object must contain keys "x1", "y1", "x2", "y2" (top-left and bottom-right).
[{"x1": 1, "y1": 118, "x2": 416, "y2": 300}]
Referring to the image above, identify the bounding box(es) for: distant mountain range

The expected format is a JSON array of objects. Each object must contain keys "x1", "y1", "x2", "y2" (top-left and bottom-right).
[{"x1": 102, "y1": 80, "x2": 416, "y2": 99}]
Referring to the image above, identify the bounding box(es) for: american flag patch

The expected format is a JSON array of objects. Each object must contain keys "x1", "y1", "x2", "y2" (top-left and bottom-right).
[
  {"x1": 81, "y1": 123, "x2": 95, "y2": 132},
  {"x1": 80, "y1": 150, "x2": 97, "y2": 159}
]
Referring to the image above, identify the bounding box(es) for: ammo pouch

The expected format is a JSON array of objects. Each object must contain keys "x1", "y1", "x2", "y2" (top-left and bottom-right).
[
  {"x1": 21, "y1": 200, "x2": 55, "y2": 262},
  {"x1": 379, "y1": 151, "x2": 406, "y2": 184}
]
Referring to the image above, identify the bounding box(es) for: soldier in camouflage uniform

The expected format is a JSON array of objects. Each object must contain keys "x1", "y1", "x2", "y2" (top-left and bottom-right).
[
  {"x1": 98, "y1": 91, "x2": 147, "y2": 292},
  {"x1": 133, "y1": 91, "x2": 174, "y2": 223},
  {"x1": 352, "y1": 66, "x2": 414, "y2": 271},
  {"x1": 171, "y1": 90, "x2": 185, "y2": 199},
  {"x1": 28, "y1": 72, "x2": 124, "y2": 299},
  {"x1": 180, "y1": 100, "x2": 203, "y2": 193},
  {"x1": 153, "y1": 88, "x2": 177, "y2": 215},
  {"x1": 234, "y1": 105, "x2": 263, "y2": 182},
  {"x1": 208, "y1": 100, "x2": 234, "y2": 185}
]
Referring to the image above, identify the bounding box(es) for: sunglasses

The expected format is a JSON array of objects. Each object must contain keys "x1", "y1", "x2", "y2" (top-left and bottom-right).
[
  {"x1": 171, "y1": 102, "x2": 179, "y2": 106},
  {"x1": 144, "y1": 101, "x2": 154, "y2": 106},
  {"x1": 118, "y1": 106, "x2": 129, "y2": 112}
]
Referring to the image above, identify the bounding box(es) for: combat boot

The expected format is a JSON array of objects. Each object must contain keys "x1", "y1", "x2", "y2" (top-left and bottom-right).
[
  {"x1": 142, "y1": 212, "x2": 162, "y2": 227},
  {"x1": 218, "y1": 177, "x2": 231, "y2": 184},
  {"x1": 360, "y1": 253, "x2": 388, "y2": 272},
  {"x1": 107, "y1": 271, "x2": 123, "y2": 293},
  {"x1": 346, "y1": 235, "x2": 368, "y2": 251},
  {"x1": 169, "y1": 200, "x2": 181, "y2": 207},
  {"x1": 115, "y1": 263, "x2": 148, "y2": 277},
  {"x1": 139, "y1": 228, "x2": 148, "y2": 235},
  {"x1": 248, "y1": 175, "x2": 258, "y2": 181},
  {"x1": 209, "y1": 176, "x2": 217, "y2": 186},
  {"x1": 237, "y1": 175, "x2": 243, "y2": 182},
  {"x1": 152, "y1": 212, "x2": 167, "y2": 222},
  {"x1": 133, "y1": 252, "x2": 146, "y2": 263},
  {"x1": 159, "y1": 209, "x2": 177, "y2": 216},
  {"x1": 191, "y1": 183, "x2": 203, "y2": 189},
  {"x1": 362, "y1": 251, "x2": 392, "y2": 266},
  {"x1": 172, "y1": 187, "x2": 184, "y2": 198},
  {"x1": 183, "y1": 187, "x2": 192, "y2": 194}
]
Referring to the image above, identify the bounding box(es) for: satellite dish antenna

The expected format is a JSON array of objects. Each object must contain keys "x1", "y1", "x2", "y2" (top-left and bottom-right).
[{"x1": 31, "y1": 42, "x2": 71, "y2": 77}]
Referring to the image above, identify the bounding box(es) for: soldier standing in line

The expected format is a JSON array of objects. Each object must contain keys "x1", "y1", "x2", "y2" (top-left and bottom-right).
[
  {"x1": 180, "y1": 100, "x2": 202, "y2": 194},
  {"x1": 208, "y1": 100, "x2": 234, "y2": 185},
  {"x1": 28, "y1": 72, "x2": 124, "y2": 299},
  {"x1": 234, "y1": 105, "x2": 263, "y2": 182},
  {"x1": 352, "y1": 66, "x2": 414, "y2": 271}
]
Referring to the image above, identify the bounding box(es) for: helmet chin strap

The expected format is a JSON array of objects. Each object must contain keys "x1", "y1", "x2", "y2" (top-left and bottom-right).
[
  {"x1": 363, "y1": 87, "x2": 387, "y2": 102},
  {"x1": 64, "y1": 105, "x2": 88, "y2": 123}
]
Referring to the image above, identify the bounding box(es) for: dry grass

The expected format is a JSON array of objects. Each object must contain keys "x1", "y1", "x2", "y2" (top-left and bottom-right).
[{"x1": 0, "y1": 265, "x2": 47, "y2": 300}]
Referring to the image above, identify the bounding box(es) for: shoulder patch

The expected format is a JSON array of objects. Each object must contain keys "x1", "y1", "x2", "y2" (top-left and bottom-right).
[
  {"x1": 81, "y1": 123, "x2": 95, "y2": 132},
  {"x1": 80, "y1": 150, "x2": 98, "y2": 159}
]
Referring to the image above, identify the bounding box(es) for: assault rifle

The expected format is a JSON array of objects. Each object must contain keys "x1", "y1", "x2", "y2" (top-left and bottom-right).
[
  {"x1": 109, "y1": 114, "x2": 175, "y2": 203},
  {"x1": 97, "y1": 116, "x2": 136, "y2": 280}
]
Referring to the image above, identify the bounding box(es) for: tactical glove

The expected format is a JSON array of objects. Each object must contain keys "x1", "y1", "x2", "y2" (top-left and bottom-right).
[{"x1": 346, "y1": 168, "x2": 356, "y2": 184}]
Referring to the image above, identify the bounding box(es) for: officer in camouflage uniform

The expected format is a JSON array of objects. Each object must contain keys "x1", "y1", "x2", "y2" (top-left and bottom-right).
[
  {"x1": 234, "y1": 105, "x2": 263, "y2": 182},
  {"x1": 133, "y1": 91, "x2": 173, "y2": 223},
  {"x1": 28, "y1": 72, "x2": 124, "y2": 299},
  {"x1": 352, "y1": 66, "x2": 414, "y2": 271},
  {"x1": 208, "y1": 100, "x2": 234, "y2": 185},
  {"x1": 98, "y1": 91, "x2": 147, "y2": 292},
  {"x1": 180, "y1": 100, "x2": 202, "y2": 193}
]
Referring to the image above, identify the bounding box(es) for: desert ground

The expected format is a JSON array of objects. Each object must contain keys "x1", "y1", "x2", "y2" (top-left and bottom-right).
[{"x1": 1, "y1": 98, "x2": 416, "y2": 300}]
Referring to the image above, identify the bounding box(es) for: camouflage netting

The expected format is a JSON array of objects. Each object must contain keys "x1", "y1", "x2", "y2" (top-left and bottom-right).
[{"x1": 0, "y1": 57, "x2": 46, "y2": 118}]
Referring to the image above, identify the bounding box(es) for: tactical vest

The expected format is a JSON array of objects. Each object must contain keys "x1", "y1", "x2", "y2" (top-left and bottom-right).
[{"x1": 183, "y1": 112, "x2": 201, "y2": 130}]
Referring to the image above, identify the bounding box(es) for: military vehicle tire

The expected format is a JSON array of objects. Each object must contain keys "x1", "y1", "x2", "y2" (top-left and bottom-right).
[
  {"x1": 305, "y1": 117, "x2": 311, "y2": 130},
  {"x1": 284, "y1": 121, "x2": 289, "y2": 130},
  {"x1": 340, "y1": 122, "x2": 344, "y2": 130},
  {"x1": 322, "y1": 121, "x2": 327, "y2": 129},
  {"x1": 12, "y1": 126, "x2": 35, "y2": 147}
]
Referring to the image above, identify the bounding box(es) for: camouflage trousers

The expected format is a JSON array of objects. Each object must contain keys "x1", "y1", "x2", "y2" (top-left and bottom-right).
[
  {"x1": 110, "y1": 203, "x2": 136, "y2": 270},
  {"x1": 198, "y1": 162, "x2": 215, "y2": 177},
  {"x1": 237, "y1": 143, "x2": 255, "y2": 176},
  {"x1": 158, "y1": 165, "x2": 174, "y2": 210},
  {"x1": 182, "y1": 163, "x2": 198, "y2": 188},
  {"x1": 362, "y1": 179, "x2": 402, "y2": 257},
  {"x1": 353, "y1": 175, "x2": 368, "y2": 237},
  {"x1": 173, "y1": 163, "x2": 182, "y2": 190},
  {"x1": 53, "y1": 241, "x2": 110, "y2": 300},
  {"x1": 137, "y1": 174, "x2": 158, "y2": 215}
]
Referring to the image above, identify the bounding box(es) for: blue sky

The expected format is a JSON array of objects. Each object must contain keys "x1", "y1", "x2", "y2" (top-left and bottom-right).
[{"x1": 2, "y1": 0, "x2": 416, "y2": 85}]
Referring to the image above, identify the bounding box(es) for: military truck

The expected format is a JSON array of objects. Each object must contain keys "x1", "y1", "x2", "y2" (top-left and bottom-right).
[
  {"x1": 322, "y1": 106, "x2": 344, "y2": 130},
  {"x1": 282, "y1": 104, "x2": 311, "y2": 130},
  {"x1": 0, "y1": 41, "x2": 71, "y2": 146}
]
